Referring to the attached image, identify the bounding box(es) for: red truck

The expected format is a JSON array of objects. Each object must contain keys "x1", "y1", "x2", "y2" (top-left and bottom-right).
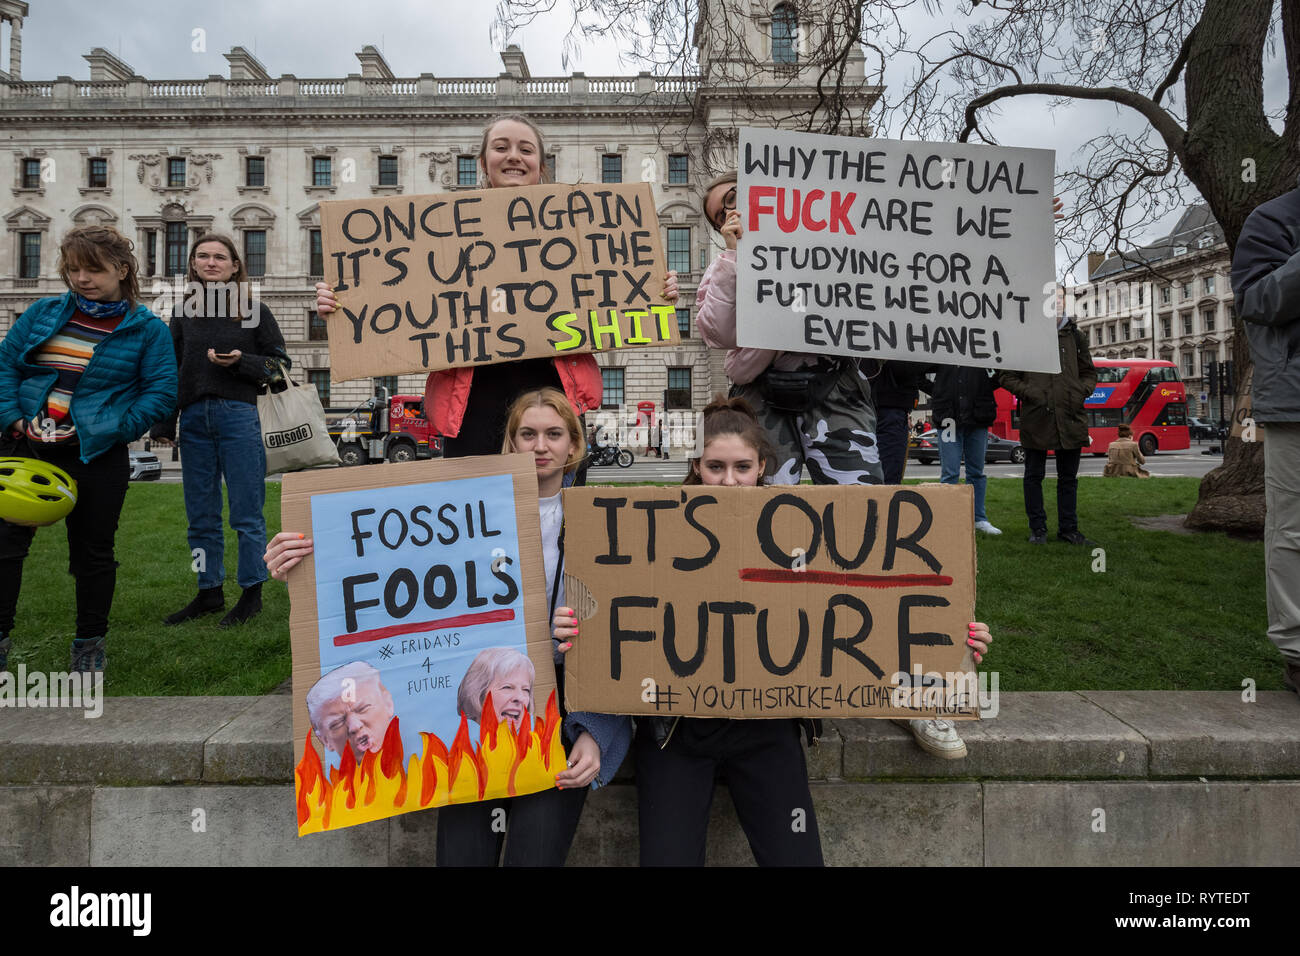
[{"x1": 326, "y1": 393, "x2": 442, "y2": 465}]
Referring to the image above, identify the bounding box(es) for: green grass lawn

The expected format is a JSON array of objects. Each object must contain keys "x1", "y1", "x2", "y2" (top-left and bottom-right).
[{"x1": 4, "y1": 476, "x2": 1278, "y2": 695}]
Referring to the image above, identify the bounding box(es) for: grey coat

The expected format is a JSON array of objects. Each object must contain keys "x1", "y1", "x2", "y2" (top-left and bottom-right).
[{"x1": 1233, "y1": 174, "x2": 1300, "y2": 423}]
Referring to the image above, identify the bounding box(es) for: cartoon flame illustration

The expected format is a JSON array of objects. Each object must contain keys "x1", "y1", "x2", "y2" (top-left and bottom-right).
[{"x1": 295, "y1": 690, "x2": 568, "y2": 836}]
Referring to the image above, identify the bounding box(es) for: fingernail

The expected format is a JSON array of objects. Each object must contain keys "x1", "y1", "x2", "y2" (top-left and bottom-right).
[
  {"x1": 297, "y1": 533, "x2": 304, "y2": 539},
  {"x1": 967, "y1": 638, "x2": 976, "y2": 647},
  {"x1": 559, "y1": 642, "x2": 571, "y2": 651}
]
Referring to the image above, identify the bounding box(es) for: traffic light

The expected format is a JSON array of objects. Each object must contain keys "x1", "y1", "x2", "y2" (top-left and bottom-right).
[
  {"x1": 1224, "y1": 360, "x2": 1235, "y2": 393},
  {"x1": 1207, "y1": 361, "x2": 1219, "y2": 395}
]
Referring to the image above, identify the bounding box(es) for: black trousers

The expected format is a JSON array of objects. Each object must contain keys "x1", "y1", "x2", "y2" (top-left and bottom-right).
[
  {"x1": 634, "y1": 717, "x2": 824, "y2": 867},
  {"x1": 441, "y1": 359, "x2": 564, "y2": 459},
  {"x1": 435, "y1": 784, "x2": 588, "y2": 866},
  {"x1": 1023, "y1": 447, "x2": 1082, "y2": 535},
  {"x1": 876, "y1": 405, "x2": 911, "y2": 484},
  {"x1": 0, "y1": 436, "x2": 130, "y2": 639}
]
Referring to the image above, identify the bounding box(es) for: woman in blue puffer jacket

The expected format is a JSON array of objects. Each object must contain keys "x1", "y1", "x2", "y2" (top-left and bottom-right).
[{"x1": 0, "y1": 225, "x2": 177, "y2": 674}]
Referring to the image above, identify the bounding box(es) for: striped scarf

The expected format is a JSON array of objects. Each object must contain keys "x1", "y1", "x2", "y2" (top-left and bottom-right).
[{"x1": 26, "y1": 310, "x2": 125, "y2": 442}]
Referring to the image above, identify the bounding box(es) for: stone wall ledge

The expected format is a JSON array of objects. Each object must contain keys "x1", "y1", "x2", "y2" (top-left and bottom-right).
[{"x1": 1, "y1": 691, "x2": 1296, "y2": 786}]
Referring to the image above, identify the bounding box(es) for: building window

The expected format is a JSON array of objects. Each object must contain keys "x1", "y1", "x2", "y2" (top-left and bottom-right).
[
  {"x1": 88, "y1": 157, "x2": 108, "y2": 189},
  {"x1": 312, "y1": 157, "x2": 332, "y2": 187},
  {"x1": 676, "y1": 307, "x2": 691, "y2": 338},
  {"x1": 1161, "y1": 286, "x2": 1171, "y2": 305},
  {"x1": 1108, "y1": 325, "x2": 1116, "y2": 344},
  {"x1": 666, "y1": 227, "x2": 691, "y2": 274},
  {"x1": 309, "y1": 310, "x2": 328, "y2": 341},
  {"x1": 457, "y1": 156, "x2": 477, "y2": 187},
  {"x1": 602, "y1": 155, "x2": 622, "y2": 184},
  {"x1": 243, "y1": 230, "x2": 266, "y2": 278},
  {"x1": 19, "y1": 232, "x2": 40, "y2": 279},
  {"x1": 144, "y1": 232, "x2": 157, "y2": 277},
  {"x1": 772, "y1": 3, "x2": 799, "y2": 65},
  {"x1": 308, "y1": 370, "x2": 331, "y2": 406},
  {"x1": 1181, "y1": 281, "x2": 1192, "y2": 300},
  {"x1": 1122, "y1": 321, "x2": 1130, "y2": 341},
  {"x1": 1137, "y1": 285, "x2": 1144, "y2": 306},
  {"x1": 378, "y1": 155, "x2": 398, "y2": 186},
  {"x1": 168, "y1": 157, "x2": 187, "y2": 187},
  {"x1": 601, "y1": 367, "x2": 625, "y2": 408},
  {"x1": 1203, "y1": 275, "x2": 1216, "y2": 295},
  {"x1": 545, "y1": 154, "x2": 557, "y2": 182},
  {"x1": 309, "y1": 229, "x2": 323, "y2": 277},
  {"x1": 668, "y1": 154, "x2": 689, "y2": 184},
  {"x1": 374, "y1": 375, "x2": 399, "y2": 397},
  {"x1": 1161, "y1": 317, "x2": 1172, "y2": 338},
  {"x1": 1182, "y1": 313, "x2": 1193, "y2": 336},
  {"x1": 1203, "y1": 309, "x2": 1215, "y2": 332},
  {"x1": 1105, "y1": 291, "x2": 1113, "y2": 312},
  {"x1": 165, "y1": 221, "x2": 188, "y2": 276},
  {"x1": 21, "y1": 158, "x2": 41, "y2": 189},
  {"x1": 666, "y1": 367, "x2": 692, "y2": 409},
  {"x1": 246, "y1": 156, "x2": 265, "y2": 187},
  {"x1": 1183, "y1": 354, "x2": 1195, "y2": 378}
]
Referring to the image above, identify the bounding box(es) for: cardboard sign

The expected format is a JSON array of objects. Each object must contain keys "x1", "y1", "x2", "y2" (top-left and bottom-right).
[
  {"x1": 562, "y1": 483, "x2": 979, "y2": 719},
  {"x1": 285, "y1": 454, "x2": 563, "y2": 836},
  {"x1": 735, "y1": 127, "x2": 1060, "y2": 373},
  {"x1": 319, "y1": 183, "x2": 677, "y2": 380}
]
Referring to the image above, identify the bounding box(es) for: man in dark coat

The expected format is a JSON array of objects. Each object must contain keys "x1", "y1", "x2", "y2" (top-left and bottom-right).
[
  {"x1": 999, "y1": 316, "x2": 1098, "y2": 544},
  {"x1": 1233, "y1": 174, "x2": 1300, "y2": 695},
  {"x1": 924, "y1": 365, "x2": 1002, "y2": 534},
  {"x1": 864, "y1": 359, "x2": 929, "y2": 484}
]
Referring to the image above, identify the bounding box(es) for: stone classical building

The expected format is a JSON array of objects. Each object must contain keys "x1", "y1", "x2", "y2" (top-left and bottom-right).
[
  {"x1": 0, "y1": 1, "x2": 878, "y2": 423},
  {"x1": 1066, "y1": 204, "x2": 1236, "y2": 422}
]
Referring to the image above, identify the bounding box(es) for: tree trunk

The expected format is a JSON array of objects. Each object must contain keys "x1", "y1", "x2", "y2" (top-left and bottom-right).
[{"x1": 1178, "y1": 0, "x2": 1298, "y2": 534}]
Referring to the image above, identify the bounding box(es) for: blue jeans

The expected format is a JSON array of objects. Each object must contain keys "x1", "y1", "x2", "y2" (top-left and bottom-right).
[
  {"x1": 938, "y1": 426, "x2": 989, "y2": 523},
  {"x1": 180, "y1": 398, "x2": 268, "y2": 589}
]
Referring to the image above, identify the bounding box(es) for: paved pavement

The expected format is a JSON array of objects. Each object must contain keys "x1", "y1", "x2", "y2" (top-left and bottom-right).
[{"x1": 141, "y1": 442, "x2": 1227, "y2": 485}]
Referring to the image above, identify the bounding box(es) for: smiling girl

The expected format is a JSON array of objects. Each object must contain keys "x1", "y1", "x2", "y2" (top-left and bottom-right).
[{"x1": 314, "y1": 114, "x2": 678, "y2": 459}]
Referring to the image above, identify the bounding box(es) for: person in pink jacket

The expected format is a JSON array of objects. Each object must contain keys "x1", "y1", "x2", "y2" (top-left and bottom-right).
[
  {"x1": 695, "y1": 172, "x2": 883, "y2": 486},
  {"x1": 316, "y1": 114, "x2": 678, "y2": 458}
]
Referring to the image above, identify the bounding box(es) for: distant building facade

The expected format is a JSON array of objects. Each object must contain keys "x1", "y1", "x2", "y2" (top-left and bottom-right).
[
  {"x1": 0, "y1": 1, "x2": 878, "y2": 424},
  {"x1": 1066, "y1": 204, "x2": 1235, "y2": 422}
]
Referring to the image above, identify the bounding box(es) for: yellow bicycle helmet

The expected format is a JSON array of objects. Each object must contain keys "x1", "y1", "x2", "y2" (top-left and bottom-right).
[{"x1": 0, "y1": 457, "x2": 78, "y2": 527}]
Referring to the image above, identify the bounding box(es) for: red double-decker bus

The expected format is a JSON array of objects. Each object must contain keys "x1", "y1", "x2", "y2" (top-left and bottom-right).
[{"x1": 993, "y1": 359, "x2": 1190, "y2": 456}]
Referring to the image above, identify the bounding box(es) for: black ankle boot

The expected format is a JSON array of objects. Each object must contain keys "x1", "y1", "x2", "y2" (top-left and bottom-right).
[
  {"x1": 163, "y1": 587, "x2": 225, "y2": 626},
  {"x1": 219, "y1": 583, "x2": 263, "y2": 628}
]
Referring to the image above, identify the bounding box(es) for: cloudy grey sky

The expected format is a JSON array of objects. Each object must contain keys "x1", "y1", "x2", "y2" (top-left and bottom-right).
[{"x1": 14, "y1": 0, "x2": 1290, "y2": 274}]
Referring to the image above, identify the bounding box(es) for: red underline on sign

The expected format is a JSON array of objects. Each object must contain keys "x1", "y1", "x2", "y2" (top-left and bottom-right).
[
  {"x1": 738, "y1": 569, "x2": 953, "y2": 588},
  {"x1": 333, "y1": 609, "x2": 516, "y2": 647}
]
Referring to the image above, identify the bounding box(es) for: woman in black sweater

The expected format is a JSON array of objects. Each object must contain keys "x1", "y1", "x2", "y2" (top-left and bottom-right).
[{"x1": 156, "y1": 233, "x2": 288, "y2": 627}]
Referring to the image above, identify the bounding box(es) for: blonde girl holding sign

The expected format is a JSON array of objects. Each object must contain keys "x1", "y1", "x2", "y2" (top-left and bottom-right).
[
  {"x1": 314, "y1": 114, "x2": 679, "y2": 458},
  {"x1": 265, "y1": 387, "x2": 631, "y2": 865}
]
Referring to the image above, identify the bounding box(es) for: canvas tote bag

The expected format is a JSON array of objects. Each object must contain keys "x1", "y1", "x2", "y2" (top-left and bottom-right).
[{"x1": 257, "y1": 362, "x2": 340, "y2": 474}]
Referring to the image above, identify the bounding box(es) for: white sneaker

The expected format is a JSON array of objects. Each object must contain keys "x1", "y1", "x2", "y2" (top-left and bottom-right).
[
  {"x1": 905, "y1": 718, "x2": 968, "y2": 759},
  {"x1": 974, "y1": 520, "x2": 1002, "y2": 535}
]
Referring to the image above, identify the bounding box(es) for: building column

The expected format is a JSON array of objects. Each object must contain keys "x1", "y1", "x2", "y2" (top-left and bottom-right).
[{"x1": 8, "y1": 16, "x2": 20, "y2": 81}]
